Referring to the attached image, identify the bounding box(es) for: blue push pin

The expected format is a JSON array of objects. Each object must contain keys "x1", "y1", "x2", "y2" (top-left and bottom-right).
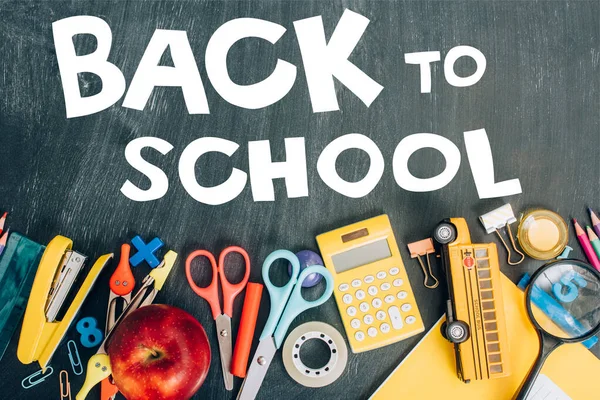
[
  {"x1": 130, "y1": 235, "x2": 164, "y2": 268},
  {"x1": 557, "y1": 246, "x2": 573, "y2": 260}
]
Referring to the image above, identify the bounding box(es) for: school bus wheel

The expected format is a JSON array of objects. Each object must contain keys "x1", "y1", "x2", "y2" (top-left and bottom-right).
[
  {"x1": 433, "y1": 222, "x2": 457, "y2": 244},
  {"x1": 446, "y1": 320, "x2": 469, "y2": 344},
  {"x1": 440, "y1": 321, "x2": 449, "y2": 341}
]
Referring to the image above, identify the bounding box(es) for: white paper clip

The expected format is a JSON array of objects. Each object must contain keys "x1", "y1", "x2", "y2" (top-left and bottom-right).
[
  {"x1": 21, "y1": 366, "x2": 53, "y2": 389},
  {"x1": 479, "y1": 204, "x2": 525, "y2": 265},
  {"x1": 67, "y1": 340, "x2": 83, "y2": 375}
]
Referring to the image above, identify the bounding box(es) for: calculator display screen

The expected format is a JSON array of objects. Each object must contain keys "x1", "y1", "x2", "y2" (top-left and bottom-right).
[{"x1": 331, "y1": 239, "x2": 392, "y2": 273}]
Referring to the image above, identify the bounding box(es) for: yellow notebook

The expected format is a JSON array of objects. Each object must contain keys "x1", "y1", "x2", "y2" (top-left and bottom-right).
[{"x1": 370, "y1": 274, "x2": 600, "y2": 400}]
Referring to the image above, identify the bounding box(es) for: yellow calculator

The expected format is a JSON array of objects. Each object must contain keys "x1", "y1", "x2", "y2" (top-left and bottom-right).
[{"x1": 316, "y1": 215, "x2": 424, "y2": 353}]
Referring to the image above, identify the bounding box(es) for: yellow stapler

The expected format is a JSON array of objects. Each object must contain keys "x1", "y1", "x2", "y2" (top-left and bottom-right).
[{"x1": 17, "y1": 235, "x2": 113, "y2": 370}]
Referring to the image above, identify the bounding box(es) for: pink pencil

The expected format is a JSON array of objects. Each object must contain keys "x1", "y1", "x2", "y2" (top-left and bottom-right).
[
  {"x1": 574, "y1": 219, "x2": 600, "y2": 271},
  {"x1": 589, "y1": 208, "x2": 600, "y2": 238},
  {"x1": 0, "y1": 211, "x2": 7, "y2": 236}
]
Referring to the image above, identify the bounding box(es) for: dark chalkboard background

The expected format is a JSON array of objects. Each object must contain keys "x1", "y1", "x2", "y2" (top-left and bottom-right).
[{"x1": 0, "y1": 1, "x2": 598, "y2": 399}]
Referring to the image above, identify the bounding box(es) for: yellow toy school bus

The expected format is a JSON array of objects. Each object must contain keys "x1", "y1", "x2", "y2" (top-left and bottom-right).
[{"x1": 433, "y1": 218, "x2": 510, "y2": 383}]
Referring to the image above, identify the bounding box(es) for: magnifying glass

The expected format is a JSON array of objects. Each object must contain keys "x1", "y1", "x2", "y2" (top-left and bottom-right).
[{"x1": 515, "y1": 259, "x2": 600, "y2": 400}]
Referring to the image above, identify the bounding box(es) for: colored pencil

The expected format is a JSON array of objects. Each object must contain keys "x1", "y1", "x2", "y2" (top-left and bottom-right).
[
  {"x1": 0, "y1": 229, "x2": 9, "y2": 258},
  {"x1": 588, "y1": 226, "x2": 600, "y2": 261},
  {"x1": 590, "y1": 208, "x2": 600, "y2": 238},
  {"x1": 0, "y1": 211, "x2": 7, "y2": 236},
  {"x1": 573, "y1": 219, "x2": 600, "y2": 271}
]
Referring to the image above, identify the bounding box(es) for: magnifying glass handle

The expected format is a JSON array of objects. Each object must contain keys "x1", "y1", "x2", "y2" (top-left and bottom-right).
[{"x1": 515, "y1": 333, "x2": 561, "y2": 400}]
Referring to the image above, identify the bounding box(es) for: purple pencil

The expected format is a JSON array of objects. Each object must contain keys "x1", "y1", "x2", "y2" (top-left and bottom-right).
[{"x1": 590, "y1": 208, "x2": 600, "y2": 238}]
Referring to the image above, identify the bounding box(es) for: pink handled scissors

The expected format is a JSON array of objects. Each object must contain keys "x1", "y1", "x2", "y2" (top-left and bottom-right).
[{"x1": 185, "y1": 246, "x2": 250, "y2": 391}]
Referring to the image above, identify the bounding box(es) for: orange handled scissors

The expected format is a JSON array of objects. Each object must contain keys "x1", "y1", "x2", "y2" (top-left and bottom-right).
[{"x1": 185, "y1": 246, "x2": 250, "y2": 391}]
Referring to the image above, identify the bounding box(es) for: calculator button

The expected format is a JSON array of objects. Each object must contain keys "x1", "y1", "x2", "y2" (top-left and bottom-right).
[
  {"x1": 338, "y1": 283, "x2": 349, "y2": 292},
  {"x1": 388, "y1": 306, "x2": 404, "y2": 330},
  {"x1": 384, "y1": 295, "x2": 395, "y2": 304},
  {"x1": 372, "y1": 298, "x2": 382, "y2": 308},
  {"x1": 359, "y1": 302, "x2": 370, "y2": 313},
  {"x1": 367, "y1": 327, "x2": 378, "y2": 337},
  {"x1": 376, "y1": 310, "x2": 386, "y2": 321},
  {"x1": 406, "y1": 316, "x2": 417, "y2": 324},
  {"x1": 350, "y1": 318, "x2": 361, "y2": 329},
  {"x1": 368, "y1": 286, "x2": 378, "y2": 296},
  {"x1": 356, "y1": 290, "x2": 366, "y2": 300},
  {"x1": 342, "y1": 294, "x2": 353, "y2": 304},
  {"x1": 355, "y1": 331, "x2": 365, "y2": 341},
  {"x1": 380, "y1": 282, "x2": 391, "y2": 291},
  {"x1": 389, "y1": 267, "x2": 400, "y2": 276},
  {"x1": 393, "y1": 278, "x2": 404, "y2": 287},
  {"x1": 401, "y1": 303, "x2": 412, "y2": 312},
  {"x1": 364, "y1": 275, "x2": 375, "y2": 284},
  {"x1": 352, "y1": 279, "x2": 362, "y2": 288},
  {"x1": 376, "y1": 271, "x2": 387, "y2": 280},
  {"x1": 363, "y1": 314, "x2": 374, "y2": 324},
  {"x1": 347, "y1": 306, "x2": 357, "y2": 317},
  {"x1": 397, "y1": 291, "x2": 408, "y2": 300},
  {"x1": 380, "y1": 323, "x2": 391, "y2": 334}
]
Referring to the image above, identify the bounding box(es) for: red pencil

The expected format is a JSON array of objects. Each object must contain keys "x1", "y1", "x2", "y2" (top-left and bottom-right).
[
  {"x1": 590, "y1": 208, "x2": 600, "y2": 238},
  {"x1": 0, "y1": 211, "x2": 7, "y2": 236},
  {"x1": 0, "y1": 229, "x2": 9, "y2": 257},
  {"x1": 573, "y1": 219, "x2": 600, "y2": 271}
]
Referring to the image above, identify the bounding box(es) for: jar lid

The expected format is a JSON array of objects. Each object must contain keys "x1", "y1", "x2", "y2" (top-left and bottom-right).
[{"x1": 517, "y1": 209, "x2": 568, "y2": 260}]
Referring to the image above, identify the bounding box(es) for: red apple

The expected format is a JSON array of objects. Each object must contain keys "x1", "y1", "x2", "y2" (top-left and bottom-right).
[{"x1": 107, "y1": 304, "x2": 211, "y2": 400}]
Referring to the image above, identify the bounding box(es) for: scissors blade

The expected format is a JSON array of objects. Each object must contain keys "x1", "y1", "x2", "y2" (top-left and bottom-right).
[
  {"x1": 236, "y1": 338, "x2": 277, "y2": 400},
  {"x1": 216, "y1": 314, "x2": 234, "y2": 391}
]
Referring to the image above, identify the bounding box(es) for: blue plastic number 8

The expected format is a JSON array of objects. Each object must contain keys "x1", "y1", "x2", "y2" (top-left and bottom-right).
[
  {"x1": 76, "y1": 317, "x2": 104, "y2": 348},
  {"x1": 552, "y1": 271, "x2": 587, "y2": 303}
]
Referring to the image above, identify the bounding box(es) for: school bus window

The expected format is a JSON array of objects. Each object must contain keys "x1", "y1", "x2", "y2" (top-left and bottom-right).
[
  {"x1": 486, "y1": 332, "x2": 499, "y2": 341},
  {"x1": 488, "y1": 343, "x2": 500, "y2": 352},
  {"x1": 480, "y1": 280, "x2": 492, "y2": 289},
  {"x1": 484, "y1": 311, "x2": 496, "y2": 320},
  {"x1": 489, "y1": 353, "x2": 501, "y2": 363},
  {"x1": 478, "y1": 269, "x2": 491, "y2": 279},
  {"x1": 482, "y1": 301, "x2": 495, "y2": 310},
  {"x1": 478, "y1": 259, "x2": 489, "y2": 268},
  {"x1": 485, "y1": 322, "x2": 498, "y2": 331},
  {"x1": 481, "y1": 290, "x2": 493, "y2": 300},
  {"x1": 475, "y1": 249, "x2": 488, "y2": 258},
  {"x1": 490, "y1": 365, "x2": 503, "y2": 374}
]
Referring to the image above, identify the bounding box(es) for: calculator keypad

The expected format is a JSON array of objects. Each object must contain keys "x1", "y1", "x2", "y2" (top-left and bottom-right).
[{"x1": 336, "y1": 265, "x2": 421, "y2": 350}]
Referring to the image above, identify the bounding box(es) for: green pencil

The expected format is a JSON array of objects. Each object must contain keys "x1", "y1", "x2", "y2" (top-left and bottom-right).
[{"x1": 587, "y1": 226, "x2": 600, "y2": 261}]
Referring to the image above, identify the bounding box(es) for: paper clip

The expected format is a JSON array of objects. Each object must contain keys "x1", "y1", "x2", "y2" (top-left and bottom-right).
[
  {"x1": 60, "y1": 370, "x2": 72, "y2": 400},
  {"x1": 407, "y1": 238, "x2": 439, "y2": 289},
  {"x1": 21, "y1": 366, "x2": 54, "y2": 389},
  {"x1": 67, "y1": 339, "x2": 83, "y2": 375},
  {"x1": 479, "y1": 204, "x2": 525, "y2": 265},
  {"x1": 557, "y1": 246, "x2": 573, "y2": 260}
]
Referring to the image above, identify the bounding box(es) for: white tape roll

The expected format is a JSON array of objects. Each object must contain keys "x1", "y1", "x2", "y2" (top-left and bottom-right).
[{"x1": 282, "y1": 322, "x2": 347, "y2": 388}]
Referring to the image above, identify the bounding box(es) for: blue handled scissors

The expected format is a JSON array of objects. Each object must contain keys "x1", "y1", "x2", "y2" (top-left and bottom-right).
[{"x1": 236, "y1": 249, "x2": 333, "y2": 400}]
